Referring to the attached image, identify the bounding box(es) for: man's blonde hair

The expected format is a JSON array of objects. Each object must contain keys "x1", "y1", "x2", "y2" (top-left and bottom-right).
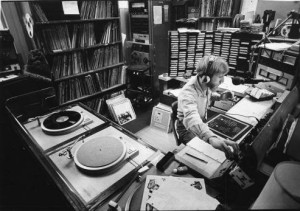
[{"x1": 196, "y1": 55, "x2": 229, "y2": 77}]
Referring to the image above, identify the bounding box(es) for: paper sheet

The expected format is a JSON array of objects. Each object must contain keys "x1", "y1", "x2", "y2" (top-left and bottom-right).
[
  {"x1": 164, "y1": 5, "x2": 169, "y2": 22},
  {"x1": 259, "y1": 42, "x2": 292, "y2": 51},
  {"x1": 153, "y1": 6, "x2": 162, "y2": 24},
  {"x1": 141, "y1": 176, "x2": 219, "y2": 210},
  {"x1": 62, "y1": 1, "x2": 79, "y2": 15},
  {"x1": 226, "y1": 95, "x2": 274, "y2": 126},
  {"x1": 218, "y1": 76, "x2": 249, "y2": 97}
]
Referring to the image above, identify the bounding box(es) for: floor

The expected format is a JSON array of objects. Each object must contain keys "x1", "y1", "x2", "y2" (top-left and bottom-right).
[
  {"x1": 0, "y1": 123, "x2": 74, "y2": 211},
  {"x1": 123, "y1": 98, "x2": 178, "y2": 154}
]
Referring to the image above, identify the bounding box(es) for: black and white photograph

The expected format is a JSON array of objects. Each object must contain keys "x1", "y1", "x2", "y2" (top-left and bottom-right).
[{"x1": 1, "y1": 0, "x2": 300, "y2": 210}]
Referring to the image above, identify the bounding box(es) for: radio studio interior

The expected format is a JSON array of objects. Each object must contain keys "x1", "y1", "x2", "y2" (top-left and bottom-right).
[{"x1": 2, "y1": 0, "x2": 300, "y2": 210}]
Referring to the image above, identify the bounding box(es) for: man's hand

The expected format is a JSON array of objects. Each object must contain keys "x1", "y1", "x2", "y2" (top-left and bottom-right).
[
  {"x1": 220, "y1": 90, "x2": 235, "y2": 101},
  {"x1": 208, "y1": 137, "x2": 239, "y2": 159}
]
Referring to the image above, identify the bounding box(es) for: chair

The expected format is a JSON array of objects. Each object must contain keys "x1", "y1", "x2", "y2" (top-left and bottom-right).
[{"x1": 171, "y1": 101, "x2": 181, "y2": 146}]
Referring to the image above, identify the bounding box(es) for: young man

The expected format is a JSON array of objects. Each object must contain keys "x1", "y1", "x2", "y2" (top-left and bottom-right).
[{"x1": 177, "y1": 55, "x2": 239, "y2": 159}]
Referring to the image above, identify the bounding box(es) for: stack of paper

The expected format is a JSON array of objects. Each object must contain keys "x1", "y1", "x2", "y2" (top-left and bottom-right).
[
  {"x1": 218, "y1": 76, "x2": 249, "y2": 97},
  {"x1": 141, "y1": 175, "x2": 219, "y2": 210},
  {"x1": 226, "y1": 95, "x2": 274, "y2": 126},
  {"x1": 259, "y1": 42, "x2": 292, "y2": 51}
]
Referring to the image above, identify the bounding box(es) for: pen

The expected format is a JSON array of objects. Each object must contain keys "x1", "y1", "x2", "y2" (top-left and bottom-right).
[{"x1": 186, "y1": 152, "x2": 208, "y2": 164}]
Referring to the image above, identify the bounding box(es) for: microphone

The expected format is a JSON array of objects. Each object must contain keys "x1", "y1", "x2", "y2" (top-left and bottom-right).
[{"x1": 232, "y1": 77, "x2": 272, "y2": 85}]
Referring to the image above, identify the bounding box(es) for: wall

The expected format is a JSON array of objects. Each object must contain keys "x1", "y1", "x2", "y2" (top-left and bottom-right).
[
  {"x1": 240, "y1": 0, "x2": 258, "y2": 16},
  {"x1": 241, "y1": 0, "x2": 300, "y2": 24},
  {"x1": 2, "y1": 2, "x2": 33, "y2": 65},
  {"x1": 118, "y1": 1, "x2": 130, "y2": 62},
  {"x1": 256, "y1": 0, "x2": 300, "y2": 22}
]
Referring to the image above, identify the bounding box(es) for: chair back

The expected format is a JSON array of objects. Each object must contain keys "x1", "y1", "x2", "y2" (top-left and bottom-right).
[{"x1": 171, "y1": 101, "x2": 180, "y2": 145}]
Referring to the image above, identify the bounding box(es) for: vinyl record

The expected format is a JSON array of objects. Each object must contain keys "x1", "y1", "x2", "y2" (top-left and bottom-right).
[
  {"x1": 74, "y1": 136, "x2": 126, "y2": 172},
  {"x1": 41, "y1": 110, "x2": 83, "y2": 135}
]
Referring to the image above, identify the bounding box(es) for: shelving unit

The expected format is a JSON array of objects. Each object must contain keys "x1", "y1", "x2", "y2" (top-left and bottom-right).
[
  {"x1": 254, "y1": 45, "x2": 299, "y2": 92},
  {"x1": 127, "y1": 0, "x2": 172, "y2": 102},
  {"x1": 24, "y1": 0, "x2": 126, "y2": 113},
  {"x1": 172, "y1": 0, "x2": 241, "y2": 31},
  {"x1": 168, "y1": 29, "x2": 263, "y2": 77}
]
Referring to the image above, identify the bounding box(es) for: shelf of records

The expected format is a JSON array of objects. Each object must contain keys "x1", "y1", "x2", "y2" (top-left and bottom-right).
[
  {"x1": 198, "y1": 18, "x2": 233, "y2": 31},
  {"x1": 176, "y1": 18, "x2": 233, "y2": 31},
  {"x1": 198, "y1": 0, "x2": 239, "y2": 18},
  {"x1": 56, "y1": 65, "x2": 127, "y2": 105},
  {"x1": 30, "y1": 0, "x2": 118, "y2": 23},
  {"x1": 25, "y1": 45, "x2": 122, "y2": 80},
  {"x1": 22, "y1": 0, "x2": 127, "y2": 114},
  {"x1": 28, "y1": 0, "x2": 120, "y2": 55},
  {"x1": 34, "y1": 21, "x2": 121, "y2": 54},
  {"x1": 168, "y1": 29, "x2": 262, "y2": 77},
  {"x1": 50, "y1": 44, "x2": 121, "y2": 81}
]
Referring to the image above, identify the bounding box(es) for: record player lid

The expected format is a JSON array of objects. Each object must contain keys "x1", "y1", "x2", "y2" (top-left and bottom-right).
[{"x1": 76, "y1": 136, "x2": 126, "y2": 168}]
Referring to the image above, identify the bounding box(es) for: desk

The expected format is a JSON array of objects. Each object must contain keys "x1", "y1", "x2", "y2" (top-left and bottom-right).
[
  {"x1": 5, "y1": 90, "x2": 159, "y2": 211},
  {"x1": 158, "y1": 74, "x2": 300, "y2": 171},
  {"x1": 101, "y1": 159, "x2": 224, "y2": 211},
  {"x1": 159, "y1": 74, "x2": 249, "y2": 98},
  {"x1": 5, "y1": 88, "x2": 259, "y2": 210}
]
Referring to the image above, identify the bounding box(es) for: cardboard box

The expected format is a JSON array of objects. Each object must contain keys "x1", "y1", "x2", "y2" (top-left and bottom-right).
[{"x1": 150, "y1": 103, "x2": 172, "y2": 133}]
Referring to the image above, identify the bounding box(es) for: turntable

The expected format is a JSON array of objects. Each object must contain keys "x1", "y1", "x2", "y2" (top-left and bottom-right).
[
  {"x1": 23, "y1": 105, "x2": 105, "y2": 151},
  {"x1": 74, "y1": 136, "x2": 135, "y2": 172},
  {"x1": 41, "y1": 110, "x2": 84, "y2": 135},
  {"x1": 48, "y1": 125, "x2": 156, "y2": 207}
]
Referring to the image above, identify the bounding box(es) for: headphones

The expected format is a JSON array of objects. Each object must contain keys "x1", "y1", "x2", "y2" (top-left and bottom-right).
[{"x1": 201, "y1": 55, "x2": 216, "y2": 83}]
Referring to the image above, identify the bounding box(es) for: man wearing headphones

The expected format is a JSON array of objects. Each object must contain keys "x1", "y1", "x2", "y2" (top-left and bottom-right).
[{"x1": 177, "y1": 55, "x2": 239, "y2": 159}]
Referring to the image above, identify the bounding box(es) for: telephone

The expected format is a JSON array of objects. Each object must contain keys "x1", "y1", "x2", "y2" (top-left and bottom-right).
[{"x1": 245, "y1": 87, "x2": 276, "y2": 101}]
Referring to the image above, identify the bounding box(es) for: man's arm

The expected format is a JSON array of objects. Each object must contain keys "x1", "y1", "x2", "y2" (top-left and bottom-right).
[
  {"x1": 179, "y1": 91, "x2": 216, "y2": 142},
  {"x1": 211, "y1": 92, "x2": 221, "y2": 101},
  {"x1": 211, "y1": 90, "x2": 235, "y2": 101}
]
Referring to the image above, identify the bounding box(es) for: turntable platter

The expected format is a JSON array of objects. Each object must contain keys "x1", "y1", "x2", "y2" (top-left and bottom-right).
[
  {"x1": 74, "y1": 136, "x2": 127, "y2": 171},
  {"x1": 41, "y1": 110, "x2": 84, "y2": 135}
]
